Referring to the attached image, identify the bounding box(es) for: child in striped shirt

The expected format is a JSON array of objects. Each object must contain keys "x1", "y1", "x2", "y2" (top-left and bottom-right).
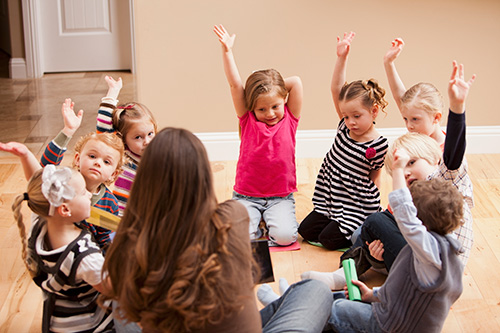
[{"x1": 97, "y1": 76, "x2": 157, "y2": 215}]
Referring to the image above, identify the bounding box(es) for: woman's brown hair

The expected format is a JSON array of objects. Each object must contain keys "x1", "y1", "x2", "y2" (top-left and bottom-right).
[{"x1": 103, "y1": 127, "x2": 254, "y2": 332}]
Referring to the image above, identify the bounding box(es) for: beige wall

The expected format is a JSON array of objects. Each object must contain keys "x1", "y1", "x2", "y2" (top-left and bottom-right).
[{"x1": 134, "y1": 0, "x2": 500, "y2": 133}]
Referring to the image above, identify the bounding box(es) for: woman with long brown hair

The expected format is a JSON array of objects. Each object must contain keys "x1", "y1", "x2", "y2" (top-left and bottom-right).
[{"x1": 103, "y1": 127, "x2": 332, "y2": 332}]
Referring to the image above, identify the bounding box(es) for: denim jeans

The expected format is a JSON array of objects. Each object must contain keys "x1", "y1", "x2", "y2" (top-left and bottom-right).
[
  {"x1": 327, "y1": 297, "x2": 383, "y2": 333},
  {"x1": 233, "y1": 191, "x2": 298, "y2": 246},
  {"x1": 260, "y1": 279, "x2": 333, "y2": 333}
]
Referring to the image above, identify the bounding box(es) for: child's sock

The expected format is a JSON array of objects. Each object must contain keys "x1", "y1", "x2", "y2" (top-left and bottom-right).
[
  {"x1": 257, "y1": 284, "x2": 280, "y2": 307},
  {"x1": 279, "y1": 277, "x2": 290, "y2": 295},
  {"x1": 301, "y1": 267, "x2": 346, "y2": 290}
]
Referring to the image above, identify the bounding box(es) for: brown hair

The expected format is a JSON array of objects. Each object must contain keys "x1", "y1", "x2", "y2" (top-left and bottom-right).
[
  {"x1": 385, "y1": 132, "x2": 442, "y2": 175},
  {"x1": 401, "y1": 82, "x2": 444, "y2": 117},
  {"x1": 103, "y1": 128, "x2": 256, "y2": 332},
  {"x1": 12, "y1": 168, "x2": 78, "y2": 277},
  {"x1": 339, "y1": 79, "x2": 388, "y2": 115},
  {"x1": 112, "y1": 102, "x2": 158, "y2": 141},
  {"x1": 244, "y1": 69, "x2": 287, "y2": 111},
  {"x1": 72, "y1": 132, "x2": 125, "y2": 185},
  {"x1": 409, "y1": 178, "x2": 464, "y2": 235}
]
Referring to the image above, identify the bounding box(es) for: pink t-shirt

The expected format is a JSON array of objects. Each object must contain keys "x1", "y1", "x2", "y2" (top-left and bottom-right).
[{"x1": 234, "y1": 104, "x2": 299, "y2": 197}]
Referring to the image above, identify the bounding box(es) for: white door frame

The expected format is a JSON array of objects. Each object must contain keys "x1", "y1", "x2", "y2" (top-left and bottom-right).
[{"x1": 21, "y1": 0, "x2": 136, "y2": 78}]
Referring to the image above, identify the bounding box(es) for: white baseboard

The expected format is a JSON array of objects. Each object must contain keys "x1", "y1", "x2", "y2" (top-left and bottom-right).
[
  {"x1": 9, "y1": 58, "x2": 27, "y2": 79},
  {"x1": 196, "y1": 126, "x2": 500, "y2": 161}
]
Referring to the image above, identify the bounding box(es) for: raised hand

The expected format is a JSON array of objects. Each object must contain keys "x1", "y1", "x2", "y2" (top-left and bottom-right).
[
  {"x1": 61, "y1": 98, "x2": 83, "y2": 137},
  {"x1": 384, "y1": 38, "x2": 404, "y2": 64},
  {"x1": 213, "y1": 24, "x2": 235, "y2": 53},
  {"x1": 0, "y1": 141, "x2": 30, "y2": 158},
  {"x1": 392, "y1": 147, "x2": 410, "y2": 171},
  {"x1": 336, "y1": 31, "x2": 355, "y2": 58},
  {"x1": 105, "y1": 75, "x2": 123, "y2": 100},
  {"x1": 367, "y1": 239, "x2": 385, "y2": 262},
  {"x1": 448, "y1": 60, "x2": 476, "y2": 114}
]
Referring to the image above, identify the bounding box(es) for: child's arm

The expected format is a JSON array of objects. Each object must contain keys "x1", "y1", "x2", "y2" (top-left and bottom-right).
[
  {"x1": 331, "y1": 32, "x2": 355, "y2": 119},
  {"x1": 97, "y1": 76, "x2": 122, "y2": 134},
  {"x1": 389, "y1": 148, "x2": 442, "y2": 285},
  {"x1": 383, "y1": 38, "x2": 407, "y2": 111},
  {"x1": 369, "y1": 168, "x2": 383, "y2": 190},
  {"x1": 284, "y1": 76, "x2": 303, "y2": 119},
  {"x1": 0, "y1": 142, "x2": 41, "y2": 180},
  {"x1": 40, "y1": 99, "x2": 82, "y2": 167},
  {"x1": 443, "y1": 61, "x2": 476, "y2": 170},
  {"x1": 213, "y1": 24, "x2": 247, "y2": 117}
]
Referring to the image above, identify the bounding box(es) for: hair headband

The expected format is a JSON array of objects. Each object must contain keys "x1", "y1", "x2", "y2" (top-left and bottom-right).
[{"x1": 41, "y1": 165, "x2": 75, "y2": 216}]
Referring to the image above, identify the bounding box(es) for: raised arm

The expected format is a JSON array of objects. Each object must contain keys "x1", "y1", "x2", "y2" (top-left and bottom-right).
[
  {"x1": 448, "y1": 61, "x2": 475, "y2": 115},
  {"x1": 213, "y1": 24, "x2": 246, "y2": 117},
  {"x1": 331, "y1": 32, "x2": 355, "y2": 119},
  {"x1": 284, "y1": 76, "x2": 303, "y2": 118},
  {"x1": 41, "y1": 99, "x2": 82, "y2": 167},
  {"x1": 61, "y1": 98, "x2": 83, "y2": 138},
  {"x1": 383, "y1": 38, "x2": 407, "y2": 111},
  {"x1": 443, "y1": 61, "x2": 476, "y2": 170},
  {"x1": 0, "y1": 142, "x2": 41, "y2": 180},
  {"x1": 97, "y1": 76, "x2": 122, "y2": 133}
]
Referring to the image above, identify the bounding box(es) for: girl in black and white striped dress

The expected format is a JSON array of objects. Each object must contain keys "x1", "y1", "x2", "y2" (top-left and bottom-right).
[{"x1": 298, "y1": 32, "x2": 389, "y2": 250}]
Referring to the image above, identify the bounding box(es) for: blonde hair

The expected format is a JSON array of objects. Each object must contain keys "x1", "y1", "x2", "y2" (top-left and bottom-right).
[
  {"x1": 401, "y1": 82, "x2": 444, "y2": 117},
  {"x1": 410, "y1": 178, "x2": 464, "y2": 235},
  {"x1": 244, "y1": 69, "x2": 287, "y2": 111},
  {"x1": 72, "y1": 132, "x2": 125, "y2": 185},
  {"x1": 385, "y1": 132, "x2": 441, "y2": 175},
  {"x1": 112, "y1": 102, "x2": 158, "y2": 142},
  {"x1": 12, "y1": 168, "x2": 78, "y2": 277},
  {"x1": 339, "y1": 79, "x2": 388, "y2": 116}
]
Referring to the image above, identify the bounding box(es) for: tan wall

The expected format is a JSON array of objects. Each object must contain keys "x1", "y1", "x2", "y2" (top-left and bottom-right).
[{"x1": 134, "y1": 0, "x2": 500, "y2": 133}]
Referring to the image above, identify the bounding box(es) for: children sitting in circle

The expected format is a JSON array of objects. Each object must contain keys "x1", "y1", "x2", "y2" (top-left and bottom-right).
[
  {"x1": 298, "y1": 32, "x2": 389, "y2": 250},
  {"x1": 214, "y1": 24, "x2": 303, "y2": 246},
  {"x1": 5, "y1": 29, "x2": 478, "y2": 332}
]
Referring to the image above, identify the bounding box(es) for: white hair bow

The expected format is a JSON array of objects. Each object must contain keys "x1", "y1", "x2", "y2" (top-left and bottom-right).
[{"x1": 41, "y1": 165, "x2": 75, "y2": 216}]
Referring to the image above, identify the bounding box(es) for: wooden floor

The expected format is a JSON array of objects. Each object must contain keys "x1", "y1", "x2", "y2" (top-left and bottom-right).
[{"x1": 1, "y1": 73, "x2": 500, "y2": 331}]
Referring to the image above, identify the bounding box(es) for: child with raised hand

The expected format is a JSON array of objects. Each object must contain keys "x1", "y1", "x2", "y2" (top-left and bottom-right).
[
  {"x1": 384, "y1": 37, "x2": 446, "y2": 145},
  {"x1": 101, "y1": 127, "x2": 333, "y2": 332},
  {"x1": 213, "y1": 24, "x2": 303, "y2": 246},
  {"x1": 12, "y1": 165, "x2": 114, "y2": 332},
  {"x1": 327, "y1": 152, "x2": 465, "y2": 333},
  {"x1": 97, "y1": 75, "x2": 157, "y2": 214},
  {"x1": 38, "y1": 98, "x2": 125, "y2": 250},
  {"x1": 301, "y1": 61, "x2": 475, "y2": 289},
  {"x1": 298, "y1": 32, "x2": 389, "y2": 251}
]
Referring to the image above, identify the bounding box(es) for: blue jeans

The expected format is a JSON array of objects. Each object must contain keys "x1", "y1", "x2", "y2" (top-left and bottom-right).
[
  {"x1": 261, "y1": 279, "x2": 333, "y2": 333},
  {"x1": 233, "y1": 191, "x2": 298, "y2": 246},
  {"x1": 327, "y1": 296, "x2": 383, "y2": 333}
]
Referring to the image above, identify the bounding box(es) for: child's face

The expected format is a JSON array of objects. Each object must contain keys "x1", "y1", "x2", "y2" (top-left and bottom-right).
[
  {"x1": 66, "y1": 172, "x2": 92, "y2": 221},
  {"x1": 124, "y1": 120, "x2": 155, "y2": 156},
  {"x1": 253, "y1": 92, "x2": 285, "y2": 126},
  {"x1": 74, "y1": 139, "x2": 120, "y2": 189},
  {"x1": 339, "y1": 99, "x2": 378, "y2": 140},
  {"x1": 402, "y1": 157, "x2": 438, "y2": 187},
  {"x1": 401, "y1": 107, "x2": 440, "y2": 137}
]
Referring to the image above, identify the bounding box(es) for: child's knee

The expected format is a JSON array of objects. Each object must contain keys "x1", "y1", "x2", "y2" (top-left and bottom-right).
[{"x1": 268, "y1": 226, "x2": 298, "y2": 246}]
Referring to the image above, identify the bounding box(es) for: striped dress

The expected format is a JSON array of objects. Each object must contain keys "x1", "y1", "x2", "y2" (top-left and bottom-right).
[
  {"x1": 28, "y1": 218, "x2": 114, "y2": 332},
  {"x1": 312, "y1": 119, "x2": 388, "y2": 238}
]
